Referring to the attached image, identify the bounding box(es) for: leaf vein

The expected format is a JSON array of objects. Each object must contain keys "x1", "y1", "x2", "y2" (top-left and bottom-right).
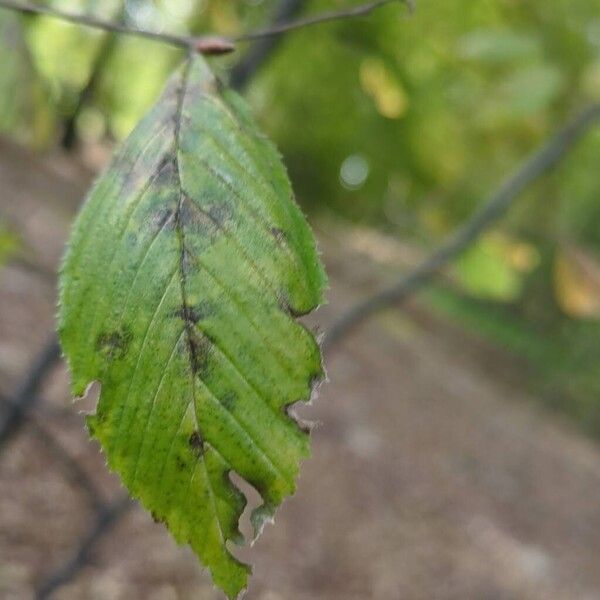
[
  {"x1": 111, "y1": 268, "x2": 180, "y2": 452},
  {"x1": 72, "y1": 154, "x2": 175, "y2": 354},
  {"x1": 129, "y1": 328, "x2": 187, "y2": 489},
  {"x1": 173, "y1": 56, "x2": 229, "y2": 550}
]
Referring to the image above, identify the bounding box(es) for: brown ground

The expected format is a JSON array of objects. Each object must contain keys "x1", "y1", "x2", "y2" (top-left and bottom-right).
[{"x1": 1, "y1": 138, "x2": 600, "y2": 600}]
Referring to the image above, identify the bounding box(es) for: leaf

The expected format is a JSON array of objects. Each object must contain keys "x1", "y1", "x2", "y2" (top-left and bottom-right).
[{"x1": 58, "y1": 55, "x2": 326, "y2": 599}]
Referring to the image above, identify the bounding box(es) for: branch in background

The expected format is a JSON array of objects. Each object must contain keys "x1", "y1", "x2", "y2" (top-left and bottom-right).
[
  {"x1": 230, "y1": 0, "x2": 307, "y2": 90},
  {"x1": 0, "y1": 336, "x2": 60, "y2": 448},
  {"x1": 322, "y1": 103, "x2": 600, "y2": 353},
  {"x1": 36, "y1": 495, "x2": 133, "y2": 600},
  {"x1": 0, "y1": 0, "x2": 409, "y2": 56},
  {"x1": 0, "y1": 383, "x2": 106, "y2": 513},
  {"x1": 0, "y1": 0, "x2": 194, "y2": 50},
  {"x1": 25, "y1": 413, "x2": 107, "y2": 513},
  {"x1": 61, "y1": 8, "x2": 124, "y2": 150},
  {"x1": 237, "y1": 0, "x2": 411, "y2": 42}
]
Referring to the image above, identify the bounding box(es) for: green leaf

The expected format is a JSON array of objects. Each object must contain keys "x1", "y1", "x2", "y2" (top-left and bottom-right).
[{"x1": 58, "y1": 55, "x2": 326, "y2": 599}]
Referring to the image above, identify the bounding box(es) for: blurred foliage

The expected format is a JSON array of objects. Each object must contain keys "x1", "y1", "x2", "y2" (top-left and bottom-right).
[
  {"x1": 455, "y1": 232, "x2": 540, "y2": 302},
  {"x1": 0, "y1": 220, "x2": 19, "y2": 272},
  {"x1": 0, "y1": 0, "x2": 599, "y2": 432}
]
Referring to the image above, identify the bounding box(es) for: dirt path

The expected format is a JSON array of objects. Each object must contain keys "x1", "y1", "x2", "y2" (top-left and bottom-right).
[{"x1": 1, "y1": 138, "x2": 599, "y2": 599}]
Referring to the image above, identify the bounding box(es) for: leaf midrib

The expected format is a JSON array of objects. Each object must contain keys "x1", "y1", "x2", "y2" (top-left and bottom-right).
[
  {"x1": 172, "y1": 58, "x2": 302, "y2": 476},
  {"x1": 170, "y1": 56, "x2": 230, "y2": 551}
]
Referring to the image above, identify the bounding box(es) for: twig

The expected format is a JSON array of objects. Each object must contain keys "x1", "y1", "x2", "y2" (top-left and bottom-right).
[
  {"x1": 61, "y1": 7, "x2": 125, "y2": 149},
  {"x1": 0, "y1": 336, "x2": 61, "y2": 448},
  {"x1": 26, "y1": 415, "x2": 107, "y2": 513},
  {"x1": 0, "y1": 0, "x2": 194, "y2": 49},
  {"x1": 236, "y1": 0, "x2": 410, "y2": 41},
  {"x1": 36, "y1": 495, "x2": 133, "y2": 600},
  {"x1": 322, "y1": 103, "x2": 600, "y2": 353},
  {"x1": 0, "y1": 389, "x2": 106, "y2": 512},
  {"x1": 0, "y1": 0, "x2": 409, "y2": 55}
]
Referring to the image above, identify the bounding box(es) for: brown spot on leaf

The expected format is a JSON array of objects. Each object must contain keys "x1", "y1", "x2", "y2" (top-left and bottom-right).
[
  {"x1": 189, "y1": 431, "x2": 205, "y2": 456},
  {"x1": 96, "y1": 327, "x2": 133, "y2": 360},
  {"x1": 125, "y1": 231, "x2": 138, "y2": 247},
  {"x1": 181, "y1": 201, "x2": 215, "y2": 237},
  {"x1": 151, "y1": 511, "x2": 164, "y2": 524},
  {"x1": 179, "y1": 195, "x2": 233, "y2": 243},
  {"x1": 270, "y1": 227, "x2": 287, "y2": 245},
  {"x1": 221, "y1": 392, "x2": 237, "y2": 411},
  {"x1": 207, "y1": 202, "x2": 232, "y2": 228},
  {"x1": 155, "y1": 155, "x2": 177, "y2": 185},
  {"x1": 181, "y1": 247, "x2": 197, "y2": 277},
  {"x1": 121, "y1": 152, "x2": 174, "y2": 196},
  {"x1": 151, "y1": 207, "x2": 175, "y2": 232},
  {"x1": 187, "y1": 329, "x2": 213, "y2": 375},
  {"x1": 173, "y1": 301, "x2": 214, "y2": 325}
]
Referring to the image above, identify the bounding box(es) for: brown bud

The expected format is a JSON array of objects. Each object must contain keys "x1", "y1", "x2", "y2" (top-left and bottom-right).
[{"x1": 194, "y1": 37, "x2": 236, "y2": 56}]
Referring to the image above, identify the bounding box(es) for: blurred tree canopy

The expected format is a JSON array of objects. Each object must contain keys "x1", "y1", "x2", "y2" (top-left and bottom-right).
[{"x1": 1, "y1": 0, "x2": 600, "y2": 431}]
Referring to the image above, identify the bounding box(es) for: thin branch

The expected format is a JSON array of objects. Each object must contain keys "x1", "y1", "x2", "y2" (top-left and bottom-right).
[
  {"x1": 230, "y1": 0, "x2": 307, "y2": 90},
  {"x1": 0, "y1": 0, "x2": 410, "y2": 55},
  {"x1": 322, "y1": 103, "x2": 600, "y2": 353},
  {"x1": 36, "y1": 495, "x2": 133, "y2": 600},
  {"x1": 0, "y1": 335, "x2": 61, "y2": 448},
  {"x1": 0, "y1": 389, "x2": 106, "y2": 512},
  {"x1": 0, "y1": 0, "x2": 194, "y2": 49},
  {"x1": 236, "y1": 0, "x2": 411, "y2": 41},
  {"x1": 0, "y1": 339, "x2": 105, "y2": 509},
  {"x1": 25, "y1": 414, "x2": 107, "y2": 513},
  {"x1": 62, "y1": 6, "x2": 125, "y2": 149}
]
